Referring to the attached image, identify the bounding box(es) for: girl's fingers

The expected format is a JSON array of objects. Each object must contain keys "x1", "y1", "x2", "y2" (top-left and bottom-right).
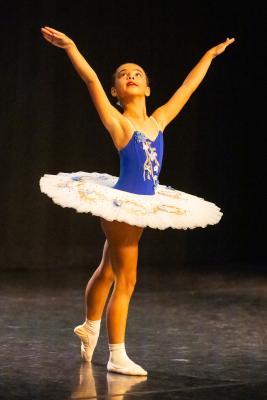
[
  {"x1": 226, "y1": 37, "x2": 235, "y2": 44},
  {"x1": 42, "y1": 35, "x2": 53, "y2": 43},
  {"x1": 42, "y1": 32, "x2": 53, "y2": 41},
  {"x1": 42, "y1": 32, "x2": 59, "y2": 44},
  {"x1": 41, "y1": 27, "x2": 58, "y2": 36},
  {"x1": 42, "y1": 32, "x2": 52, "y2": 40},
  {"x1": 41, "y1": 28, "x2": 55, "y2": 37},
  {"x1": 42, "y1": 31, "x2": 59, "y2": 40},
  {"x1": 41, "y1": 29, "x2": 63, "y2": 41},
  {"x1": 43, "y1": 26, "x2": 63, "y2": 35}
]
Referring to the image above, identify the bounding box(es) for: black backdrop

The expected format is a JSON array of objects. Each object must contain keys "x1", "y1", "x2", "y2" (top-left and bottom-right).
[{"x1": 0, "y1": 1, "x2": 265, "y2": 271}]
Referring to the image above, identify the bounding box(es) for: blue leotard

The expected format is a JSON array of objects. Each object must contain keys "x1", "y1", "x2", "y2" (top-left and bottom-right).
[{"x1": 112, "y1": 116, "x2": 164, "y2": 195}]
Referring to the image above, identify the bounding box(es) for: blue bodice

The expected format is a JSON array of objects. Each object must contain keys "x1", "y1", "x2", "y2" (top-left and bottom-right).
[{"x1": 112, "y1": 116, "x2": 164, "y2": 195}]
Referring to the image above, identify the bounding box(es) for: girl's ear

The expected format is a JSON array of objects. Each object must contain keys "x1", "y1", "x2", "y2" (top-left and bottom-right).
[
  {"x1": 145, "y1": 86, "x2": 151, "y2": 97},
  {"x1": 111, "y1": 87, "x2": 117, "y2": 98}
]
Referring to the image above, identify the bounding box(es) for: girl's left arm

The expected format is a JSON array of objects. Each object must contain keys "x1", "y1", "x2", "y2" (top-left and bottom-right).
[{"x1": 153, "y1": 37, "x2": 235, "y2": 131}]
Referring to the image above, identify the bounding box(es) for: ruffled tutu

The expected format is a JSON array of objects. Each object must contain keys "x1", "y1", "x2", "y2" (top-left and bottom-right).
[{"x1": 39, "y1": 171, "x2": 223, "y2": 230}]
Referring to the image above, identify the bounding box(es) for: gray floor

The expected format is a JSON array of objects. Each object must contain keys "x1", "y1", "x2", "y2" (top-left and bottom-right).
[{"x1": 0, "y1": 265, "x2": 266, "y2": 399}]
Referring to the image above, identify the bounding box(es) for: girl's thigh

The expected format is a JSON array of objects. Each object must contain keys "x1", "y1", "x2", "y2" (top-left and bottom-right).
[
  {"x1": 99, "y1": 217, "x2": 144, "y2": 246},
  {"x1": 99, "y1": 217, "x2": 144, "y2": 275}
]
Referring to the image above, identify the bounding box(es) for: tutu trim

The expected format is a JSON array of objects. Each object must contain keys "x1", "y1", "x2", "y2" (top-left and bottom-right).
[{"x1": 39, "y1": 171, "x2": 223, "y2": 230}]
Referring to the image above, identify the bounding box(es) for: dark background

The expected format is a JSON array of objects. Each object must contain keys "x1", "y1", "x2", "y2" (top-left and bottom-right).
[{"x1": 0, "y1": 1, "x2": 265, "y2": 271}]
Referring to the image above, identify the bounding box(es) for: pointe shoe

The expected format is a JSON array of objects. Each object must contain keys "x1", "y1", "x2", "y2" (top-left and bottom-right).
[
  {"x1": 107, "y1": 360, "x2": 148, "y2": 376},
  {"x1": 74, "y1": 324, "x2": 98, "y2": 362}
]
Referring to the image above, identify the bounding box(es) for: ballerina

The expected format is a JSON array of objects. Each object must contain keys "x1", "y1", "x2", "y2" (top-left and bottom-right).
[{"x1": 40, "y1": 26, "x2": 235, "y2": 375}]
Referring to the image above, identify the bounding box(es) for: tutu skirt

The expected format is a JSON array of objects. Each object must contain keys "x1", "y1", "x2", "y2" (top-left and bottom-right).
[{"x1": 39, "y1": 171, "x2": 223, "y2": 230}]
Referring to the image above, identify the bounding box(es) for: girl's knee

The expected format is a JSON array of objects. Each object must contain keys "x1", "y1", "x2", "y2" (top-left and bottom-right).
[
  {"x1": 98, "y1": 262, "x2": 115, "y2": 282},
  {"x1": 115, "y1": 274, "x2": 137, "y2": 295}
]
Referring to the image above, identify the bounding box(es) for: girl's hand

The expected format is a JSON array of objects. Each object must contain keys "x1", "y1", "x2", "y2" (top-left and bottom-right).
[
  {"x1": 41, "y1": 26, "x2": 75, "y2": 49},
  {"x1": 208, "y1": 37, "x2": 235, "y2": 59}
]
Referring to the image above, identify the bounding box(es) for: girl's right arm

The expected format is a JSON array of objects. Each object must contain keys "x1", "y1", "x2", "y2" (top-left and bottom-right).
[{"x1": 41, "y1": 27, "x2": 125, "y2": 146}]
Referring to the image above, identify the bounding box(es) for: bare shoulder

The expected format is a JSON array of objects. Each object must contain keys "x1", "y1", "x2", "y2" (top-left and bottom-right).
[
  {"x1": 150, "y1": 110, "x2": 166, "y2": 132},
  {"x1": 105, "y1": 108, "x2": 133, "y2": 151}
]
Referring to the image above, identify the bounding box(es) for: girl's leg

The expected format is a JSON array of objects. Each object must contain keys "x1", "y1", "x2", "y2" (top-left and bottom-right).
[
  {"x1": 100, "y1": 217, "x2": 147, "y2": 375},
  {"x1": 85, "y1": 239, "x2": 115, "y2": 320},
  {"x1": 74, "y1": 239, "x2": 115, "y2": 362}
]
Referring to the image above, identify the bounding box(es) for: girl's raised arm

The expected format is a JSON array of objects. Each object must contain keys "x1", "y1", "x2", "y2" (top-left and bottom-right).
[
  {"x1": 41, "y1": 27, "x2": 125, "y2": 143},
  {"x1": 152, "y1": 37, "x2": 235, "y2": 131}
]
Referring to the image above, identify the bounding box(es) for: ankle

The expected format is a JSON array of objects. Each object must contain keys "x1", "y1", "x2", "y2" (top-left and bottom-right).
[
  {"x1": 84, "y1": 318, "x2": 101, "y2": 333},
  {"x1": 109, "y1": 342, "x2": 129, "y2": 362}
]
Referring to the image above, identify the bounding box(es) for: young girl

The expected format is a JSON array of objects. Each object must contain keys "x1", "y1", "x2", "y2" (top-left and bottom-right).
[{"x1": 40, "y1": 26, "x2": 235, "y2": 376}]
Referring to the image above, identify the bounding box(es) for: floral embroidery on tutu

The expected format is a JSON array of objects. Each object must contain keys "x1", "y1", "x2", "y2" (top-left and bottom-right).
[{"x1": 134, "y1": 132, "x2": 160, "y2": 190}]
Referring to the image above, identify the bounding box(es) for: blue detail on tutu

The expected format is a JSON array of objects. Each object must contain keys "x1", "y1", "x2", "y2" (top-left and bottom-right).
[{"x1": 71, "y1": 176, "x2": 81, "y2": 181}]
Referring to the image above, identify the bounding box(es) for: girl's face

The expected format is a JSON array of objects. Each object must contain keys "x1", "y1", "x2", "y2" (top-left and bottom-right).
[{"x1": 112, "y1": 63, "x2": 150, "y2": 101}]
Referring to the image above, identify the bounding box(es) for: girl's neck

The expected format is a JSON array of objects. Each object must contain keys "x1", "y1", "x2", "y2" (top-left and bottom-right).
[{"x1": 122, "y1": 97, "x2": 148, "y2": 122}]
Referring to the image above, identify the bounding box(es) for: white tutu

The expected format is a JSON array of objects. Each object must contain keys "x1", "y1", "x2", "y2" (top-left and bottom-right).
[{"x1": 39, "y1": 171, "x2": 223, "y2": 230}]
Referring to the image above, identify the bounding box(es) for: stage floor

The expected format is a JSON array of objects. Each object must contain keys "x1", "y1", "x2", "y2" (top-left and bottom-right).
[{"x1": 0, "y1": 265, "x2": 266, "y2": 399}]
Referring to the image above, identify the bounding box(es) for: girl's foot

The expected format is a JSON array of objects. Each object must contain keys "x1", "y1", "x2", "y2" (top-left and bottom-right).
[
  {"x1": 107, "y1": 343, "x2": 148, "y2": 376},
  {"x1": 74, "y1": 319, "x2": 101, "y2": 362}
]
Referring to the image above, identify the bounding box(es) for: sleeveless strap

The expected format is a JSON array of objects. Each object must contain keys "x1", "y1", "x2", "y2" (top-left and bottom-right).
[
  {"x1": 150, "y1": 115, "x2": 161, "y2": 131},
  {"x1": 124, "y1": 116, "x2": 136, "y2": 131}
]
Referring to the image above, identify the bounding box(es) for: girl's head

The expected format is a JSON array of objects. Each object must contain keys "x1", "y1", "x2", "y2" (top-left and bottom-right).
[{"x1": 111, "y1": 63, "x2": 150, "y2": 109}]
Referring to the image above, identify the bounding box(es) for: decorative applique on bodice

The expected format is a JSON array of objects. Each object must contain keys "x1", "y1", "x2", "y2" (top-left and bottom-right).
[
  {"x1": 134, "y1": 131, "x2": 161, "y2": 190},
  {"x1": 112, "y1": 116, "x2": 164, "y2": 195}
]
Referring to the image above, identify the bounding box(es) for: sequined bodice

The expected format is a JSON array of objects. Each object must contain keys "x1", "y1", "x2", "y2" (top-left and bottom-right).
[{"x1": 112, "y1": 116, "x2": 164, "y2": 195}]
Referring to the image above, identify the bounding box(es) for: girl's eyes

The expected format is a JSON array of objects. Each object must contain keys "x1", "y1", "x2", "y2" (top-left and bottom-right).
[{"x1": 120, "y1": 72, "x2": 142, "y2": 77}]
